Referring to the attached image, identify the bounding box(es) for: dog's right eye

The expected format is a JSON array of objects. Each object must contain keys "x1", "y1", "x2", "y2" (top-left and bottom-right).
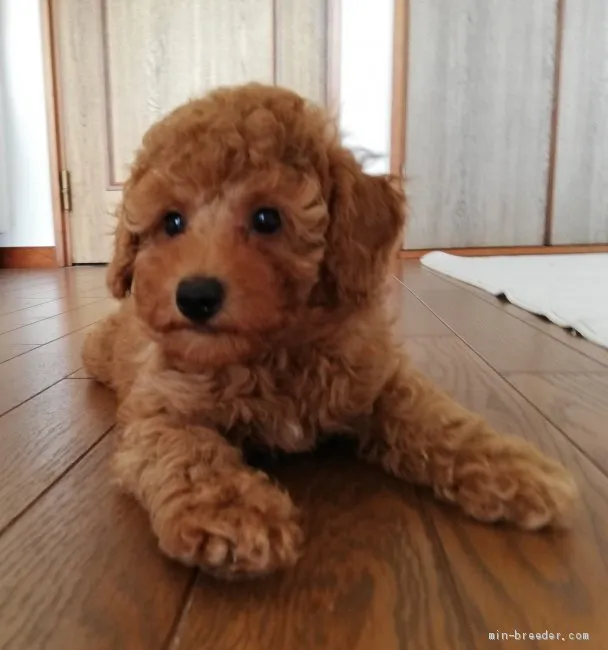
[{"x1": 163, "y1": 211, "x2": 186, "y2": 237}]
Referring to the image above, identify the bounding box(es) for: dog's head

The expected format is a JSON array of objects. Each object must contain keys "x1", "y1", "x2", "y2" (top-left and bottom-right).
[{"x1": 107, "y1": 84, "x2": 405, "y2": 368}]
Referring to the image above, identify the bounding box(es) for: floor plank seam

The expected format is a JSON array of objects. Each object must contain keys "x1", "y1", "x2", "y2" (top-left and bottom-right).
[
  {"x1": 402, "y1": 333, "x2": 455, "y2": 340},
  {"x1": 163, "y1": 571, "x2": 199, "y2": 650},
  {"x1": 0, "y1": 343, "x2": 43, "y2": 365},
  {"x1": 499, "y1": 375, "x2": 608, "y2": 482},
  {"x1": 0, "y1": 355, "x2": 100, "y2": 417},
  {"x1": 0, "y1": 296, "x2": 109, "y2": 336},
  {"x1": 449, "y1": 288, "x2": 608, "y2": 367},
  {"x1": 1, "y1": 310, "x2": 108, "y2": 350},
  {"x1": 406, "y1": 284, "x2": 605, "y2": 373},
  {"x1": 0, "y1": 375, "x2": 68, "y2": 418},
  {"x1": 398, "y1": 268, "x2": 608, "y2": 369},
  {"x1": 0, "y1": 313, "x2": 107, "y2": 370},
  {"x1": 404, "y1": 287, "x2": 608, "y2": 480},
  {"x1": 0, "y1": 297, "x2": 59, "y2": 316},
  {"x1": 500, "y1": 369, "x2": 608, "y2": 377},
  {"x1": 0, "y1": 423, "x2": 116, "y2": 538}
]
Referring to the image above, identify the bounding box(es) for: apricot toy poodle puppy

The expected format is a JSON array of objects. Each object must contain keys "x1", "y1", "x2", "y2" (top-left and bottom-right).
[{"x1": 83, "y1": 83, "x2": 577, "y2": 579}]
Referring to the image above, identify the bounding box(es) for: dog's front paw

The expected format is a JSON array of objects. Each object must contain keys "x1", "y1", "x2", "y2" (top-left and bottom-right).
[
  {"x1": 152, "y1": 472, "x2": 303, "y2": 578},
  {"x1": 435, "y1": 438, "x2": 578, "y2": 530}
]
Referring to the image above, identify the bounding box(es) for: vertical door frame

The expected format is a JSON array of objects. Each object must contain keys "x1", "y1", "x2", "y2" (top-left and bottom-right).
[
  {"x1": 41, "y1": 0, "x2": 69, "y2": 266},
  {"x1": 543, "y1": 0, "x2": 565, "y2": 246},
  {"x1": 43, "y1": 0, "x2": 341, "y2": 267},
  {"x1": 390, "y1": 0, "x2": 409, "y2": 178}
]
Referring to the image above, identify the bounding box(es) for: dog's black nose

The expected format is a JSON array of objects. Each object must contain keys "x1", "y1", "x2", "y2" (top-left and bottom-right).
[{"x1": 176, "y1": 276, "x2": 225, "y2": 322}]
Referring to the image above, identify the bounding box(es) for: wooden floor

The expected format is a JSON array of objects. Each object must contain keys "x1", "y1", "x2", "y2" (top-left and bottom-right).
[{"x1": 0, "y1": 262, "x2": 606, "y2": 650}]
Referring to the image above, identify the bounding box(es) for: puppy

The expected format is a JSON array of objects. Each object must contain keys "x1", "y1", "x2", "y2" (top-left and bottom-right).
[{"x1": 83, "y1": 83, "x2": 577, "y2": 578}]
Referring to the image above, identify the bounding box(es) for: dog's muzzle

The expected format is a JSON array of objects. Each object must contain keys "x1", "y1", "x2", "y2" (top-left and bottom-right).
[{"x1": 176, "y1": 276, "x2": 225, "y2": 322}]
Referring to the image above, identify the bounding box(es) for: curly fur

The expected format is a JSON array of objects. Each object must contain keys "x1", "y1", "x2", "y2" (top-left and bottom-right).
[{"x1": 83, "y1": 83, "x2": 578, "y2": 578}]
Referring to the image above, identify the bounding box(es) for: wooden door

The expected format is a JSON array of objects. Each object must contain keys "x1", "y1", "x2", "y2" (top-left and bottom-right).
[
  {"x1": 401, "y1": 0, "x2": 557, "y2": 249},
  {"x1": 53, "y1": 0, "x2": 329, "y2": 264}
]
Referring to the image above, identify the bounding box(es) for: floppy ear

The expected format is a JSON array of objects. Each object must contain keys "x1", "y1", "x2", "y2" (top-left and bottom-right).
[
  {"x1": 106, "y1": 202, "x2": 138, "y2": 299},
  {"x1": 319, "y1": 146, "x2": 406, "y2": 306}
]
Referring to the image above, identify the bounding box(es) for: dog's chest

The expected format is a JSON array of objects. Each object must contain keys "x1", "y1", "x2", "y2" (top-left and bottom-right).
[{"x1": 210, "y1": 354, "x2": 374, "y2": 451}]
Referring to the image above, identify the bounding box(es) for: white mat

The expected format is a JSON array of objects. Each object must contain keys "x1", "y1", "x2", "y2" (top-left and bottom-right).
[{"x1": 420, "y1": 252, "x2": 608, "y2": 350}]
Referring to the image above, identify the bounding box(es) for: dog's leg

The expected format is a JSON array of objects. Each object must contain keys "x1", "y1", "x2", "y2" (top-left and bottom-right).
[
  {"x1": 82, "y1": 313, "x2": 121, "y2": 386},
  {"x1": 359, "y1": 362, "x2": 577, "y2": 529},
  {"x1": 113, "y1": 416, "x2": 302, "y2": 577}
]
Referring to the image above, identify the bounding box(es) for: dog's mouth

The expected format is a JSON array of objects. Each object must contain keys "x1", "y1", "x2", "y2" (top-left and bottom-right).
[
  {"x1": 146, "y1": 316, "x2": 242, "y2": 338},
  {"x1": 192, "y1": 322, "x2": 242, "y2": 336},
  {"x1": 150, "y1": 307, "x2": 287, "y2": 343},
  {"x1": 169, "y1": 320, "x2": 244, "y2": 337}
]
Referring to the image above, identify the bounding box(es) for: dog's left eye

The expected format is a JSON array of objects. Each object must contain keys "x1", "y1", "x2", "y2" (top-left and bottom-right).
[
  {"x1": 163, "y1": 211, "x2": 186, "y2": 237},
  {"x1": 251, "y1": 207, "x2": 282, "y2": 235}
]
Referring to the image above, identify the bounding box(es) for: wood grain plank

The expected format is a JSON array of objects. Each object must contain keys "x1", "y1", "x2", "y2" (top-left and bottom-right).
[
  {"x1": 507, "y1": 373, "x2": 608, "y2": 476},
  {"x1": 552, "y1": 0, "x2": 608, "y2": 244},
  {"x1": 0, "y1": 435, "x2": 193, "y2": 650},
  {"x1": 173, "y1": 444, "x2": 474, "y2": 650},
  {"x1": 0, "y1": 297, "x2": 57, "y2": 317},
  {"x1": 413, "y1": 288, "x2": 606, "y2": 373},
  {"x1": 437, "y1": 276, "x2": 608, "y2": 368},
  {"x1": 394, "y1": 262, "x2": 457, "y2": 292},
  {"x1": 0, "y1": 269, "x2": 106, "y2": 296},
  {"x1": 0, "y1": 295, "x2": 103, "y2": 335},
  {"x1": 0, "y1": 379, "x2": 115, "y2": 531},
  {"x1": 0, "y1": 268, "x2": 65, "y2": 283},
  {"x1": 405, "y1": 0, "x2": 556, "y2": 248},
  {"x1": 0, "y1": 343, "x2": 39, "y2": 364},
  {"x1": 398, "y1": 261, "x2": 608, "y2": 367},
  {"x1": 0, "y1": 298, "x2": 114, "y2": 351},
  {"x1": 388, "y1": 282, "x2": 453, "y2": 339},
  {"x1": 0, "y1": 273, "x2": 63, "y2": 293},
  {"x1": 407, "y1": 336, "x2": 608, "y2": 644},
  {"x1": 0, "y1": 286, "x2": 108, "y2": 302},
  {"x1": 0, "y1": 325, "x2": 98, "y2": 415},
  {"x1": 10, "y1": 285, "x2": 109, "y2": 301}
]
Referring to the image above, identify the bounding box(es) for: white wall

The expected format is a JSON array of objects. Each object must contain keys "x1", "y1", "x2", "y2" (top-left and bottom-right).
[
  {"x1": 0, "y1": 0, "x2": 55, "y2": 247},
  {"x1": 339, "y1": 0, "x2": 394, "y2": 174},
  {"x1": 0, "y1": 63, "x2": 9, "y2": 234}
]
